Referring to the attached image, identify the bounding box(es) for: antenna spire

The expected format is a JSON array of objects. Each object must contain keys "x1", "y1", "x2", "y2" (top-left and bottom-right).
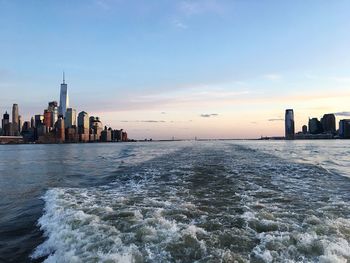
[{"x1": 63, "y1": 71, "x2": 65, "y2": 84}]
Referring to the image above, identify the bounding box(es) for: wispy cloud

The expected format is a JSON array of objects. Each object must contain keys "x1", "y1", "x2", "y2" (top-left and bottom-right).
[
  {"x1": 200, "y1": 113, "x2": 218, "y2": 118},
  {"x1": 268, "y1": 118, "x2": 284, "y2": 122},
  {"x1": 172, "y1": 0, "x2": 227, "y2": 29},
  {"x1": 93, "y1": 0, "x2": 123, "y2": 10},
  {"x1": 305, "y1": 74, "x2": 350, "y2": 83},
  {"x1": 172, "y1": 19, "x2": 188, "y2": 29},
  {"x1": 333, "y1": 111, "x2": 350, "y2": 117},
  {"x1": 263, "y1": 74, "x2": 282, "y2": 81},
  {"x1": 120, "y1": 120, "x2": 166, "y2": 123},
  {"x1": 178, "y1": 0, "x2": 225, "y2": 16}
]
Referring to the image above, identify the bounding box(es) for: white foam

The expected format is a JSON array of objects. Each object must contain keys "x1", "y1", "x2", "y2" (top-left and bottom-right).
[{"x1": 32, "y1": 186, "x2": 211, "y2": 262}]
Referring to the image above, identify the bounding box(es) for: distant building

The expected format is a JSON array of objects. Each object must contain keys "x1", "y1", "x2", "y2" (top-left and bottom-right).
[
  {"x1": 12, "y1": 104, "x2": 19, "y2": 135},
  {"x1": 35, "y1": 115, "x2": 44, "y2": 128},
  {"x1": 48, "y1": 101, "x2": 58, "y2": 110},
  {"x1": 321, "y1": 114, "x2": 336, "y2": 134},
  {"x1": 34, "y1": 115, "x2": 45, "y2": 141},
  {"x1": 56, "y1": 117, "x2": 65, "y2": 142},
  {"x1": 285, "y1": 109, "x2": 295, "y2": 139},
  {"x1": 22, "y1": 121, "x2": 31, "y2": 132},
  {"x1": 101, "y1": 127, "x2": 112, "y2": 142},
  {"x1": 339, "y1": 119, "x2": 350, "y2": 139},
  {"x1": 112, "y1": 129, "x2": 123, "y2": 141},
  {"x1": 18, "y1": 115, "x2": 22, "y2": 133},
  {"x1": 302, "y1": 125, "x2": 308, "y2": 134},
  {"x1": 65, "y1": 108, "x2": 76, "y2": 128},
  {"x1": 89, "y1": 116, "x2": 103, "y2": 141},
  {"x1": 44, "y1": 110, "x2": 52, "y2": 129},
  {"x1": 122, "y1": 131, "x2": 128, "y2": 142},
  {"x1": 31, "y1": 116, "x2": 35, "y2": 128},
  {"x1": 308, "y1": 118, "x2": 322, "y2": 134},
  {"x1": 1, "y1": 111, "x2": 10, "y2": 136},
  {"x1": 65, "y1": 127, "x2": 79, "y2": 143},
  {"x1": 59, "y1": 72, "x2": 69, "y2": 117},
  {"x1": 22, "y1": 121, "x2": 34, "y2": 142},
  {"x1": 78, "y1": 111, "x2": 89, "y2": 142},
  {"x1": 48, "y1": 101, "x2": 59, "y2": 126}
]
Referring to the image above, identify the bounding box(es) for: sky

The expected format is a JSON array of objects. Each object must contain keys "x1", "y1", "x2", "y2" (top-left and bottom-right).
[{"x1": 1, "y1": 0, "x2": 350, "y2": 139}]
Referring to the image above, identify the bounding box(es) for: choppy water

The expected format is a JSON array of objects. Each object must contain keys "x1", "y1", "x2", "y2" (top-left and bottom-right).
[{"x1": 0, "y1": 141, "x2": 350, "y2": 262}]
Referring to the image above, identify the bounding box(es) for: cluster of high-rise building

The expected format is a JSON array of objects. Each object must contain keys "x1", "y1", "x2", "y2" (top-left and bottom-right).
[
  {"x1": 0, "y1": 74, "x2": 128, "y2": 144},
  {"x1": 285, "y1": 109, "x2": 350, "y2": 139}
]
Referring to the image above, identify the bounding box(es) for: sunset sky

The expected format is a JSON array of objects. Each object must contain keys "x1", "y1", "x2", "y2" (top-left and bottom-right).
[{"x1": 1, "y1": 0, "x2": 350, "y2": 139}]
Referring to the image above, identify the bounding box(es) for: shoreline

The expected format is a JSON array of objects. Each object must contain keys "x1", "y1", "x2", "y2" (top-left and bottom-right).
[{"x1": 1, "y1": 137, "x2": 349, "y2": 145}]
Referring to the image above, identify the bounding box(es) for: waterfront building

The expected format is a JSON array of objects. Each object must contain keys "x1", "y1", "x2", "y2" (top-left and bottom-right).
[
  {"x1": 35, "y1": 115, "x2": 44, "y2": 128},
  {"x1": 36, "y1": 125, "x2": 47, "y2": 138},
  {"x1": 302, "y1": 125, "x2": 308, "y2": 134},
  {"x1": 8, "y1": 123, "x2": 15, "y2": 136},
  {"x1": 112, "y1": 129, "x2": 123, "y2": 142},
  {"x1": 21, "y1": 121, "x2": 34, "y2": 142},
  {"x1": 78, "y1": 111, "x2": 89, "y2": 133},
  {"x1": 31, "y1": 116, "x2": 35, "y2": 128},
  {"x1": 48, "y1": 101, "x2": 58, "y2": 126},
  {"x1": 22, "y1": 121, "x2": 31, "y2": 132},
  {"x1": 12, "y1": 104, "x2": 19, "y2": 135},
  {"x1": 89, "y1": 116, "x2": 103, "y2": 141},
  {"x1": 321, "y1": 114, "x2": 336, "y2": 134},
  {"x1": 18, "y1": 115, "x2": 22, "y2": 133},
  {"x1": 122, "y1": 131, "x2": 128, "y2": 142},
  {"x1": 78, "y1": 111, "x2": 89, "y2": 142},
  {"x1": 101, "y1": 127, "x2": 112, "y2": 142},
  {"x1": 44, "y1": 110, "x2": 52, "y2": 129},
  {"x1": 65, "y1": 108, "x2": 76, "y2": 128},
  {"x1": 59, "y1": 72, "x2": 69, "y2": 117},
  {"x1": 1, "y1": 111, "x2": 10, "y2": 136},
  {"x1": 285, "y1": 109, "x2": 295, "y2": 139},
  {"x1": 56, "y1": 117, "x2": 65, "y2": 142},
  {"x1": 112, "y1": 129, "x2": 120, "y2": 141},
  {"x1": 65, "y1": 127, "x2": 79, "y2": 143},
  {"x1": 339, "y1": 119, "x2": 350, "y2": 139},
  {"x1": 308, "y1": 118, "x2": 322, "y2": 134}
]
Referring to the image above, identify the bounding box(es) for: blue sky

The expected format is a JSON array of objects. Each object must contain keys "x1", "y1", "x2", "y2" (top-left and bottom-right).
[{"x1": 1, "y1": 0, "x2": 350, "y2": 139}]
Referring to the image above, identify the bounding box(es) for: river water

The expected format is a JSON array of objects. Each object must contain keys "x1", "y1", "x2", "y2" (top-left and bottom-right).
[{"x1": 0, "y1": 141, "x2": 349, "y2": 262}]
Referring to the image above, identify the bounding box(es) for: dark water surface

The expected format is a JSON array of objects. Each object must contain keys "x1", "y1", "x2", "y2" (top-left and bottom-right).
[{"x1": 0, "y1": 141, "x2": 349, "y2": 262}]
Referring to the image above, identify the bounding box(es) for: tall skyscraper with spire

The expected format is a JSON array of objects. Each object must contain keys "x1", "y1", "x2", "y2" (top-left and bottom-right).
[{"x1": 59, "y1": 72, "x2": 69, "y2": 117}]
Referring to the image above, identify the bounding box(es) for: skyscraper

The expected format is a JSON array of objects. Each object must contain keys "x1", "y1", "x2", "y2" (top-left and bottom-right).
[
  {"x1": 302, "y1": 125, "x2": 308, "y2": 134},
  {"x1": 31, "y1": 116, "x2": 35, "y2": 128},
  {"x1": 89, "y1": 116, "x2": 103, "y2": 141},
  {"x1": 65, "y1": 108, "x2": 76, "y2": 128},
  {"x1": 56, "y1": 116, "x2": 65, "y2": 142},
  {"x1": 59, "y1": 72, "x2": 69, "y2": 117},
  {"x1": 321, "y1": 114, "x2": 336, "y2": 134},
  {"x1": 12, "y1": 104, "x2": 19, "y2": 135},
  {"x1": 1, "y1": 111, "x2": 10, "y2": 136},
  {"x1": 308, "y1": 118, "x2": 322, "y2": 134},
  {"x1": 48, "y1": 101, "x2": 59, "y2": 126},
  {"x1": 18, "y1": 115, "x2": 22, "y2": 133},
  {"x1": 44, "y1": 110, "x2": 52, "y2": 129},
  {"x1": 78, "y1": 111, "x2": 89, "y2": 142},
  {"x1": 285, "y1": 109, "x2": 295, "y2": 139},
  {"x1": 339, "y1": 119, "x2": 350, "y2": 139},
  {"x1": 78, "y1": 111, "x2": 89, "y2": 131}
]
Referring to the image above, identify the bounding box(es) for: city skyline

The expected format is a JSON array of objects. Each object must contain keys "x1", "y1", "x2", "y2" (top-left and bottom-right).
[
  {"x1": 0, "y1": 75, "x2": 128, "y2": 144},
  {"x1": 1, "y1": 1, "x2": 350, "y2": 139}
]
